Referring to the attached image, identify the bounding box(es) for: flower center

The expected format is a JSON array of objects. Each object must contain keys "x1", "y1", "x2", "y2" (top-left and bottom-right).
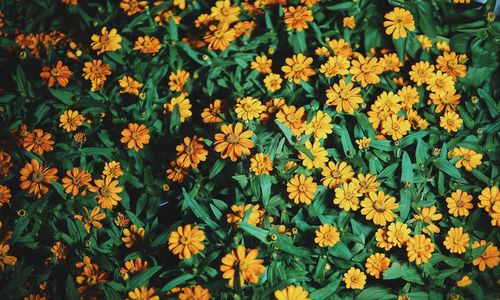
[
  {"x1": 226, "y1": 133, "x2": 240, "y2": 144},
  {"x1": 101, "y1": 186, "x2": 111, "y2": 197},
  {"x1": 31, "y1": 170, "x2": 44, "y2": 183},
  {"x1": 180, "y1": 235, "x2": 190, "y2": 245},
  {"x1": 373, "y1": 200, "x2": 386, "y2": 212}
]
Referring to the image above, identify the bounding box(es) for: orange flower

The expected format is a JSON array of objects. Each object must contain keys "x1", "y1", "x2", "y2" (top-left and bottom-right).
[
  {"x1": 120, "y1": 258, "x2": 148, "y2": 275},
  {"x1": 0, "y1": 151, "x2": 13, "y2": 177},
  {"x1": 204, "y1": 23, "x2": 236, "y2": 51},
  {"x1": 168, "y1": 224, "x2": 206, "y2": 259},
  {"x1": 62, "y1": 167, "x2": 92, "y2": 196},
  {"x1": 176, "y1": 136, "x2": 208, "y2": 168},
  {"x1": 19, "y1": 159, "x2": 58, "y2": 199},
  {"x1": 214, "y1": 123, "x2": 254, "y2": 162},
  {"x1": 120, "y1": 0, "x2": 147, "y2": 16},
  {"x1": 22, "y1": 129, "x2": 54, "y2": 155},
  {"x1": 40, "y1": 60, "x2": 72, "y2": 88},
  {"x1": 201, "y1": 99, "x2": 224, "y2": 124},
  {"x1": 103, "y1": 161, "x2": 123, "y2": 179},
  {"x1": 166, "y1": 161, "x2": 188, "y2": 183},
  {"x1": 0, "y1": 243, "x2": 17, "y2": 271},
  {"x1": 121, "y1": 123, "x2": 150, "y2": 152},
  {"x1": 122, "y1": 224, "x2": 145, "y2": 248},
  {"x1": 74, "y1": 206, "x2": 106, "y2": 233},
  {"x1": 220, "y1": 245, "x2": 265, "y2": 287},
  {"x1": 133, "y1": 36, "x2": 161, "y2": 54},
  {"x1": 281, "y1": 54, "x2": 316, "y2": 84},
  {"x1": 472, "y1": 240, "x2": 500, "y2": 271},
  {"x1": 51, "y1": 241, "x2": 67, "y2": 260},
  {"x1": 283, "y1": 6, "x2": 313, "y2": 32},
  {"x1": 0, "y1": 185, "x2": 11, "y2": 207},
  {"x1": 169, "y1": 69, "x2": 190, "y2": 92},
  {"x1": 349, "y1": 56, "x2": 383, "y2": 87},
  {"x1": 89, "y1": 176, "x2": 123, "y2": 209},
  {"x1": 91, "y1": 27, "x2": 122, "y2": 54}
]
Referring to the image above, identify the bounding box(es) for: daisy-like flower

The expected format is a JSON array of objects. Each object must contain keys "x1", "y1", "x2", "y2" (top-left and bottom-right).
[
  {"x1": 89, "y1": 176, "x2": 123, "y2": 209},
  {"x1": 59, "y1": 110, "x2": 84, "y2": 132},
  {"x1": 220, "y1": 245, "x2": 265, "y2": 287},
  {"x1": 0, "y1": 185, "x2": 11, "y2": 207},
  {"x1": 204, "y1": 23, "x2": 237, "y2": 51},
  {"x1": 286, "y1": 173, "x2": 317, "y2": 205},
  {"x1": 343, "y1": 267, "x2": 366, "y2": 290},
  {"x1": 168, "y1": 224, "x2": 206, "y2": 259},
  {"x1": 127, "y1": 287, "x2": 159, "y2": 300},
  {"x1": 168, "y1": 69, "x2": 190, "y2": 92},
  {"x1": 365, "y1": 253, "x2": 390, "y2": 279},
  {"x1": 328, "y1": 38, "x2": 353, "y2": 57},
  {"x1": 451, "y1": 147, "x2": 482, "y2": 171},
  {"x1": 314, "y1": 224, "x2": 340, "y2": 247},
  {"x1": 201, "y1": 99, "x2": 224, "y2": 124},
  {"x1": 119, "y1": 76, "x2": 143, "y2": 96},
  {"x1": 446, "y1": 189, "x2": 473, "y2": 217},
  {"x1": 351, "y1": 173, "x2": 380, "y2": 195},
  {"x1": 418, "y1": 35, "x2": 432, "y2": 50},
  {"x1": 166, "y1": 161, "x2": 188, "y2": 183},
  {"x1": 375, "y1": 227, "x2": 393, "y2": 250},
  {"x1": 234, "y1": 97, "x2": 266, "y2": 121},
  {"x1": 443, "y1": 227, "x2": 469, "y2": 254},
  {"x1": 325, "y1": 79, "x2": 363, "y2": 114},
  {"x1": 381, "y1": 114, "x2": 411, "y2": 140},
  {"x1": 283, "y1": 6, "x2": 313, "y2": 32},
  {"x1": 383, "y1": 7, "x2": 415, "y2": 39},
  {"x1": 62, "y1": 167, "x2": 92, "y2": 196},
  {"x1": 397, "y1": 85, "x2": 420, "y2": 110},
  {"x1": 333, "y1": 182, "x2": 362, "y2": 212},
  {"x1": 176, "y1": 136, "x2": 208, "y2": 169},
  {"x1": 303, "y1": 110, "x2": 333, "y2": 140},
  {"x1": 321, "y1": 161, "x2": 354, "y2": 189},
  {"x1": 121, "y1": 123, "x2": 150, "y2": 152},
  {"x1": 40, "y1": 60, "x2": 72, "y2": 88},
  {"x1": 264, "y1": 73, "x2": 283, "y2": 92},
  {"x1": 23, "y1": 129, "x2": 55, "y2": 155},
  {"x1": 210, "y1": 0, "x2": 240, "y2": 24},
  {"x1": 356, "y1": 137, "x2": 371, "y2": 150},
  {"x1": 275, "y1": 105, "x2": 306, "y2": 136},
  {"x1": 122, "y1": 224, "x2": 145, "y2": 248},
  {"x1": 429, "y1": 90, "x2": 461, "y2": 113},
  {"x1": 274, "y1": 285, "x2": 310, "y2": 300},
  {"x1": 320, "y1": 55, "x2": 351, "y2": 78},
  {"x1": 387, "y1": 222, "x2": 410, "y2": 248},
  {"x1": 440, "y1": 110, "x2": 463, "y2": 132},
  {"x1": 74, "y1": 206, "x2": 106, "y2": 233},
  {"x1": 478, "y1": 186, "x2": 499, "y2": 214},
  {"x1": 456, "y1": 275, "x2": 472, "y2": 288},
  {"x1": 178, "y1": 285, "x2": 211, "y2": 300},
  {"x1": 120, "y1": 258, "x2": 148, "y2": 275},
  {"x1": 120, "y1": 0, "x2": 147, "y2": 16},
  {"x1": 380, "y1": 53, "x2": 402, "y2": 72},
  {"x1": 251, "y1": 55, "x2": 272, "y2": 74},
  {"x1": 19, "y1": 159, "x2": 58, "y2": 199},
  {"x1": 249, "y1": 153, "x2": 273, "y2": 176},
  {"x1": 472, "y1": 240, "x2": 499, "y2": 271},
  {"x1": 426, "y1": 71, "x2": 455, "y2": 94},
  {"x1": 349, "y1": 55, "x2": 384, "y2": 87},
  {"x1": 82, "y1": 59, "x2": 111, "y2": 91},
  {"x1": 133, "y1": 36, "x2": 161, "y2": 55},
  {"x1": 0, "y1": 243, "x2": 17, "y2": 271},
  {"x1": 409, "y1": 61, "x2": 435, "y2": 86},
  {"x1": 91, "y1": 27, "x2": 122, "y2": 54},
  {"x1": 361, "y1": 191, "x2": 399, "y2": 226},
  {"x1": 103, "y1": 161, "x2": 123, "y2": 179},
  {"x1": 226, "y1": 204, "x2": 264, "y2": 227},
  {"x1": 51, "y1": 241, "x2": 67, "y2": 260},
  {"x1": 214, "y1": 122, "x2": 254, "y2": 162},
  {"x1": 297, "y1": 140, "x2": 328, "y2": 170},
  {"x1": 414, "y1": 206, "x2": 442, "y2": 234},
  {"x1": 165, "y1": 93, "x2": 193, "y2": 123},
  {"x1": 436, "y1": 51, "x2": 467, "y2": 80},
  {"x1": 0, "y1": 151, "x2": 13, "y2": 177},
  {"x1": 281, "y1": 54, "x2": 316, "y2": 84},
  {"x1": 406, "y1": 234, "x2": 434, "y2": 265},
  {"x1": 343, "y1": 16, "x2": 356, "y2": 29}
]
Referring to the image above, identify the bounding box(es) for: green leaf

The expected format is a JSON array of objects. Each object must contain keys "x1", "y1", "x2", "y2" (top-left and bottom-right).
[
  {"x1": 340, "y1": 126, "x2": 355, "y2": 156},
  {"x1": 49, "y1": 89, "x2": 74, "y2": 105},
  {"x1": 326, "y1": 2, "x2": 356, "y2": 11},
  {"x1": 128, "y1": 266, "x2": 162, "y2": 289},
  {"x1": 259, "y1": 174, "x2": 272, "y2": 206},
  {"x1": 275, "y1": 120, "x2": 295, "y2": 144},
  {"x1": 401, "y1": 151, "x2": 413, "y2": 183},
  {"x1": 238, "y1": 222, "x2": 270, "y2": 244},
  {"x1": 52, "y1": 181, "x2": 67, "y2": 200},
  {"x1": 356, "y1": 287, "x2": 394, "y2": 300},
  {"x1": 159, "y1": 273, "x2": 194, "y2": 293},
  {"x1": 65, "y1": 275, "x2": 79, "y2": 300},
  {"x1": 209, "y1": 159, "x2": 226, "y2": 179},
  {"x1": 169, "y1": 104, "x2": 181, "y2": 133},
  {"x1": 168, "y1": 18, "x2": 178, "y2": 40},
  {"x1": 477, "y1": 88, "x2": 498, "y2": 118},
  {"x1": 393, "y1": 37, "x2": 406, "y2": 64},
  {"x1": 432, "y1": 158, "x2": 462, "y2": 179},
  {"x1": 399, "y1": 188, "x2": 412, "y2": 221},
  {"x1": 310, "y1": 273, "x2": 341, "y2": 299}
]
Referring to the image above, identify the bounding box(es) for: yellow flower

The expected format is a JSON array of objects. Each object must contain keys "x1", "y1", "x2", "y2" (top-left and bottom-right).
[
  {"x1": 283, "y1": 6, "x2": 313, "y2": 32},
  {"x1": 429, "y1": 90, "x2": 461, "y2": 113},
  {"x1": 355, "y1": 137, "x2": 371, "y2": 150},
  {"x1": 264, "y1": 73, "x2": 283, "y2": 92},
  {"x1": 249, "y1": 153, "x2": 273, "y2": 175},
  {"x1": 443, "y1": 227, "x2": 469, "y2": 254},
  {"x1": 417, "y1": 35, "x2": 432, "y2": 50},
  {"x1": 251, "y1": 55, "x2": 272, "y2": 74},
  {"x1": 319, "y1": 55, "x2": 350, "y2": 78},
  {"x1": 380, "y1": 53, "x2": 402, "y2": 72},
  {"x1": 381, "y1": 114, "x2": 411, "y2": 140},
  {"x1": 235, "y1": 97, "x2": 266, "y2": 121},
  {"x1": 452, "y1": 147, "x2": 482, "y2": 171},
  {"x1": 314, "y1": 224, "x2": 340, "y2": 247},
  {"x1": 204, "y1": 23, "x2": 237, "y2": 51},
  {"x1": 397, "y1": 86, "x2": 420, "y2": 110},
  {"x1": 220, "y1": 245, "x2": 265, "y2": 287},
  {"x1": 214, "y1": 122, "x2": 254, "y2": 162},
  {"x1": 409, "y1": 61, "x2": 435, "y2": 86},
  {"x1": 343, "y1": 267, "x2": 366, "y2": 290},
  {"x1": 82, "y1": 59, "x2": 111, "y2": 91},
  {"x1": 120, "y1": 123, "x2": 150, "y2": 152},
  {"x1": 328, "y1": 38, "x2": 352, "y2": 57},
  {"x1": 133, "y1": 36, "x2": 161, "y2": 55},
  {"x1": 103, "y1": 161, "x2": 123, "y2": 179},
  {"x1": 281, "y1": 54, "x2": 316, "y2": 84},
  {"x1": 166, "y1": 93, "x2": 193, "y2": 123},
  {"x1": 287, "y1": 173, "x2": 317, "y2": 205},
  {"x1": 360, "y1": 191, "x2": 399, "y2": 226},
  {"x1": 89, "y1": 176, "x2": 123, "y2": 209},
  {"x1": 383, "y1": 7, "x2": 415, "y2": 39},
  {"x1": 349, "y1": 55, "x2": 383, "y2": 87},
  {"x1": 406, "y1": 234, "x2": 434, "y2": 265},
  {"x1": 51, "y1": 241, "x2": 67, "y2": 260},
  {"x1": 201, "y1": 99, "x2": 223, "y2": 124},
  {"x1": 275, "y1": 105, "x2": 306, "y2": 136},
  {"x1": 297, "y1": 140, "x2": 328, "y2": 169},
  {"x1": 74, "y1": 206, "x2": 106, "y2": 233},
  {"x1": 446, "y1": 189, "x2": 473, "y2": 217},
  {"x1": 456, "y1": 275, "x2": 472, "y2": 288},
  {"x1": 0, "y1": 243, "x2": 17, "y2": 271},
  {"x1": 414, "y1": 206, "x2": 442, "y2": 234},
  {"x1": 436, "y1": 51, "x2": 467, "y2": 80},
  {"x1": 472, "y1": 240, "x2": 499, "y2": 271},
  {"x1": 333, "y1": 182, "x2": 362, "y2": 212},
  {"x1": 274, "y1": 285, "x2": 310, "y2": 300},
  {"x1": 343, "y1": 16, "x2": 355, "y2": 29},
  {"x1": 168, "y1": 224, "x2": 206, "y2": 259},
  {"x1": 120, "y1": 0, "x2": 147, "y2": 16},
  {"x1": 210, "y1": 0, "x2": 240, "y2": 24},
  {"x1": 59, "y1": 110, "x2": 84, "y2": 132},
  {"x1": 91, "y1": 27, "x2": 122, "y2": 54},
  {"x1": 176, "y1": 136, "x2": 208, "y2": 169},
  {"x1": 119, "y1": 76, "x2": 143, "y2": 96},
  {"x1": 440, "y1": 110, "x2": 463, "y2": 132},
  {"x1": 168, "y1": 69, "x2": 190, "y2": 92},
  {"x1": 478, "y1": 186, "x2": 499, "y2": 214},
  {"x1": 387, "y1": 222, "x2": 410, "y2": 248},
  {"x1": 0, "y1": 185, "x2": 11, "y2": 207},
  {"x1": 227, "y1": 204, "x2": 264, "y2": 226},
  {"x1": 325, "y1": 79, "x2": 363, "y2": 114},
  {"x1": 375, "y1": 227, "x2": 393, "y2": 251},
  {"x1": 365, "y1": 253, "x2": 390, "y2": 279},
  {"x1": 178, "y1": 285, "x2": 211, "y2": 300},
  {"x1": 62, "y1": 167, "x2": 92, "y2": 196},
  {"x1": 426, "y1": 71, "x2": 455, "y2": 94},
  {"x1": 127, "y1": 287, "x2": 159, "y2": 300},
  {"x1": 321, "y1": 161, "x2": 354, "y2": 189},
  {"x1": 121, "y1": 224, "x2": 145, "y2": 248},
  {"x1": 351, "y1": 173, "x2": 380, "y2": 195}
]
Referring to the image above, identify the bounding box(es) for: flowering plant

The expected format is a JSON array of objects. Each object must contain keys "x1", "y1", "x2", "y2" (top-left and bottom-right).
[{"x1": 0, "y1": 0, "x2": 499, "y2": 299}]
